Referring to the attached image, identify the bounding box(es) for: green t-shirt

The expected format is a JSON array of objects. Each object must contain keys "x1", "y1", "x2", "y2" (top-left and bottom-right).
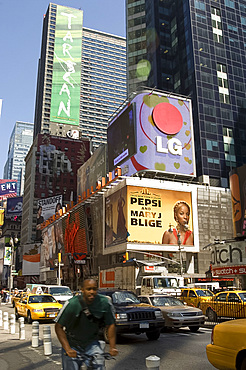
[{"x1": 55, "y1": 294, "x2": 115, "y2": 349}]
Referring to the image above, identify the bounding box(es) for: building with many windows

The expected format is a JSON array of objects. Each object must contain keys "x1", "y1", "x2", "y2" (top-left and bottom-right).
[
  {"x1": 126, "y1": 0, "x2": 246, "y2": 187},
  {"x1": 3, "y1": 121, "x2": 33, "y2": 195},
  {"x1": 81, "y1": 28, "x2": 127, "y2": 149},
  {"x1": 34, "y1": 3, "x2": 127, "y2": 150}
]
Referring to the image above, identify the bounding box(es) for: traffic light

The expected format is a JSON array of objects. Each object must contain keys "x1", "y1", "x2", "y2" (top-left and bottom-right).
[{"x1": 123, "y1": 252, "x2": 129, "y2": 263}]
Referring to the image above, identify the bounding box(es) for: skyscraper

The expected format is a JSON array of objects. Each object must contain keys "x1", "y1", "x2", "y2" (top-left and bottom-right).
[
  {"x1": 81, "y1": 28, "x2": 126, "y2": 149},
  {"x1": 126, "y1": 0, "x2": 246, "y2": 187},
  {"x1": 34, "y1": 3, "x2": 127, "y2": 149},
  {"x1": 3, "y1": 121, "x2": 34, "y2": 195}
]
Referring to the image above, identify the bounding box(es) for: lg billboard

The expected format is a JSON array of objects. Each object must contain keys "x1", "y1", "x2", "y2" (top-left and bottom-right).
[{"x1": 107, "y1": 90, "x2": 195, "y2": 177}]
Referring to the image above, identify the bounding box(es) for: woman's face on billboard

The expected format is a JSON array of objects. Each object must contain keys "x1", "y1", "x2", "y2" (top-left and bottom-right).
[{"x1": 175, "y1": 204, "x2": 190, "y2": 226}]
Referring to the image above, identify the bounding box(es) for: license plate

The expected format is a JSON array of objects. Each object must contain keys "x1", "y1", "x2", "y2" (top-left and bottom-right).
[
  {"x1": 48, "y1": 313, "x2": 56, "y2": 318},
  {"x1": 140, "y1": 323, "x2": 149, "y2": 328}
]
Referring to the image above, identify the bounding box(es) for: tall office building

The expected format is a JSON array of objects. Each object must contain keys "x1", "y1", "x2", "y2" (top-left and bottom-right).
[
  {"x1": 3, "y1": 121, "x2": 34, "y2": 195},
  {"x1": 126, "y1": 0, "x2": 246, "y2": 187},
  {"x1": 81, "y1": 28, "x2": 126, "y2": 149},
  {"x1": 34, "y1": 3, "x2": 127, "y2": 149}
]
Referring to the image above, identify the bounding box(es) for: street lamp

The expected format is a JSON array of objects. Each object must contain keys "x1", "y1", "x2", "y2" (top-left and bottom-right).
[
  {"x1": 8, "y1": 236, "x2": 18, "y2": 297},
  {"x1": 168, "y1": 224, "x2": 183, "y2": 276}
]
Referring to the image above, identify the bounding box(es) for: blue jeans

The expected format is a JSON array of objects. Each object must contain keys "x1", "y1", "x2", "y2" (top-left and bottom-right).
[{"x1": 62, "y1": 340, "x2": 104, "y2": 370}]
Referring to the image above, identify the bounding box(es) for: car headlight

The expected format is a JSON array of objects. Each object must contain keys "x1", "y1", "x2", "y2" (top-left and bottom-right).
[
  {"x1": 115, "y1": 313, "x2": 128, "y2": 321},
  {"x1": 167, "y1": 312, "x2": 182, "y2": 317},
  {"x1": 155, "y1": 310, "x2": 163, "y2": 319},
  {"x1": 32, "y1": 309, "x2": 43, "y2": 313},
  {"x1": 196, "y1": 312, "x2": 204, "y2": 316}
]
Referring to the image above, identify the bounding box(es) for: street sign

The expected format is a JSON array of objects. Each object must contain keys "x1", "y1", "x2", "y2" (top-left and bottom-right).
[{"x1": 12, "y1": 272, "x2": 18, "y2": 275}]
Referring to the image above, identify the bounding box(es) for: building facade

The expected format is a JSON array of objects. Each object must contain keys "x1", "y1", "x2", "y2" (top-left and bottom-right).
[
  {"x1": 34, "y1": 3, "x2": 127, "y2": 149},
  {"x1": 3, "y1": 121, "x2": 34, "y2": 195},
  {"x1": 126, "y1": 0, "x2": 246, "y2": 186},
  {"x1": 21, "y1": 134, "x2": 90, "y2": 244},
  {"x1": 81, "y1": 28, "x2": 127, "y2": 149}
]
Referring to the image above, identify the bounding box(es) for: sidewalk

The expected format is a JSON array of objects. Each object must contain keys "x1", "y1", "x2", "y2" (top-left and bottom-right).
[{"x1": 0, "y1": 304, "x2": 62, "y2": 369}]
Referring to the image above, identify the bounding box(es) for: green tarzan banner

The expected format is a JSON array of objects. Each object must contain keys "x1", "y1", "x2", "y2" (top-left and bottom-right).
[{"x1": 50, "y1": 5, "x2": 83, "y2": 125}]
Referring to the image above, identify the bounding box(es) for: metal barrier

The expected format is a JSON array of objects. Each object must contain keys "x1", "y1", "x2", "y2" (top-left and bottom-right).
[
  {"x1": 200, "y1": 299, "x2": 246, "y2": 325},
  {"x1": 19, "y1": 317, "x2": 25, "y2": 340},
  {"x1": 32, "y1": 321, "x2": 39, "y2": 347},
  {"x1": 43, "y1": 325, "x2": 52, "y2": 355}
]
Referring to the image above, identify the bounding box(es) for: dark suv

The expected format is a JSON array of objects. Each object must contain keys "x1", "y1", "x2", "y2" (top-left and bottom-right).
[{"x1": 99, "y1": 289, "x2": 164, "y2": 341}]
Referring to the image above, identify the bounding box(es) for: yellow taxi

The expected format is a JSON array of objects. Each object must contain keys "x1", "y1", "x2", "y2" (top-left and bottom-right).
[
  {"x1": 180, "y1": 288, "x2": 214, "y2": 308},
  {"x1": 206, "y1": 319, "x2": 246, "y2": 370},
  {"x1": 201, "y1": 291, "x2": 246, "y2": 321},
  {"x1": 15, "y1": 293, "x2": 63, "y2": 323},
  {"x1": 12, "y1": 291, "x2": 28, "y2": 308}
]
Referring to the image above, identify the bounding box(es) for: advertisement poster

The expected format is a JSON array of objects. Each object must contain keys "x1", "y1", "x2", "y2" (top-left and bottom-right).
[
  {"x1": 22, "y1": 244, "x2": 40, "y2": 276},
  {"x1": 0, "y1": 179, "x2": 17, "y2": 200},
  {"x1": 36, "y1": 195, "x2": 62, "y2": 241},
  {"x1": 105, "y1": 187, "x2": 128, "y2": 247},
  {"x1": 50, "y1": 5, "x2": 83, "y2": 126},
  {"x1": 77, "y1": 144, "x2": 107, "y2": 197},
  {"x1": 6, "y1": 196, "x2": 23, "y2": 217},
  {"x1": 105, "y1": 186, "x2": 194, "y2": 247},
  {"x1": 229, "y1": 164, "x2": 246, "y2": 237},
  {"x1": 107, "y1": 91, "x2": 195, "y2": 177}
]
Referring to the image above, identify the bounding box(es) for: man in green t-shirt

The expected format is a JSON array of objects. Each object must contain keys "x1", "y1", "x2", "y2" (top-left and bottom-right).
[{"x1": 55, "y1": 278, "x2": 118, "y2": 369}]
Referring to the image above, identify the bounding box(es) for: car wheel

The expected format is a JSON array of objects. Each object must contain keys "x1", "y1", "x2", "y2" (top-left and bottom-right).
[
  {"x1": 206, "y1": 308, "x2": 217, "y2": 322},
  {"x1": 240, "y1": 356, "x2": 246, "y2": 370},
  {"x1": 27, "y1": 311, "x2": 33, "y2": 324},
  {"x1": 189, "y1": 326, "x2": 199, "y2": 332},
  {"x1": 146, "y1": 329, "x2": 160, "y2": 341},
  {"x1": 15, "y1": 309, "x2": 19, "y2": 320}
]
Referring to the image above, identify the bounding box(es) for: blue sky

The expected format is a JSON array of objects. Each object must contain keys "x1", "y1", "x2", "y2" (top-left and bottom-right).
[{"x1": 0, "y1": 0, "x2": 125, "y2": 177}]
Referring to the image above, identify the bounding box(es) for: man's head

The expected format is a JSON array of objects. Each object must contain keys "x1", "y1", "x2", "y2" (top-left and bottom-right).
[{"x1": 81, "y1": 278, "x2": 98, "y2": 305}]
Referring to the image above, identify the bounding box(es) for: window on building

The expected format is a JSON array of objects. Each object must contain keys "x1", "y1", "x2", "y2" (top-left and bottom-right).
[
  {"x1": 225, "y1": 0, "x2": 235, "y2": 9},
  {"x1": 211, "y1": 7, "x2": 223, "y2": 43},
  {"x1": 217, "y1": 64, "x2": 230, "y2": 104}
]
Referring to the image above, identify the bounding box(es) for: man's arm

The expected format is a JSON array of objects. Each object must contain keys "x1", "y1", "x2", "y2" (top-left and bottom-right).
[
  {"x1": 106, "y1": 323, "x2": 118, "y2": 356},
  {"x1": 55, "y1": 322, "x2": 77, "y2": 358}
]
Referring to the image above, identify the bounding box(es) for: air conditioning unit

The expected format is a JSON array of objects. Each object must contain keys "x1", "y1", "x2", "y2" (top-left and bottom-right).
[{"x1": 199, "y1": 175, "x2": 210, "y2": 185}]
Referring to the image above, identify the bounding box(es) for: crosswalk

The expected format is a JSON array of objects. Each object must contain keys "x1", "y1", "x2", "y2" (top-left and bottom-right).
[{"x1": 160, "y1": 327, "x2": 212, "y2": 337}]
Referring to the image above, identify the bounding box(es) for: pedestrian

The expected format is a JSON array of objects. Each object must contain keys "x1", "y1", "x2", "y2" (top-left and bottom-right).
[{"x1": 55, "y1": 278, "x2": 118, "y2": 370}]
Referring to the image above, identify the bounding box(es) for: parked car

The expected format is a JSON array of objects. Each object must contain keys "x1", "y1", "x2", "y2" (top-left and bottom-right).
[
  {"x1": 15, "y1": 293, "x2": 63, "y2": 323},
  {"x1": 206, "y1": 318, "x2": 246, "y2": 370},
  {"x1": 138, "y1": 294, "x2": 205, "y2": 332},
  {"x1": 180, "y1": 288, "x2": 214, "y2": 308},
  {"x1": 200, "y1": 291, "x2": 246, "y2": 321},
  {"x1": 12, "y1": 290, "x2": 28, "y2": 308},
  {"x1": 99, "y1": 289, "x2": 164, "y2": 341}
]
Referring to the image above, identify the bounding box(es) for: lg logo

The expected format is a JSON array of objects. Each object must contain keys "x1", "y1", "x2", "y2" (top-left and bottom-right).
[{"x1": 153, "y1": 102, "x2": 183, "y2": 156}]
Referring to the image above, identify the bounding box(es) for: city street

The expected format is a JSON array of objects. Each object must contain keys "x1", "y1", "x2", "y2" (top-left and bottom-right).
[{"x1": 0, "y1": 303, "x2": 214, "y2": 370}]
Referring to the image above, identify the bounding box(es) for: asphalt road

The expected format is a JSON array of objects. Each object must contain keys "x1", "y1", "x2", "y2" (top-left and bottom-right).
[{"x1": 0, "y1": 303, "x2": 214, "y2": 370}]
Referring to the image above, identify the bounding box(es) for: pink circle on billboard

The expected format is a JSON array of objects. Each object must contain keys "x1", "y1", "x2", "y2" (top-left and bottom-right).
[{"x1": 153, "y1": 103, "x2": 183, "y2": 135}]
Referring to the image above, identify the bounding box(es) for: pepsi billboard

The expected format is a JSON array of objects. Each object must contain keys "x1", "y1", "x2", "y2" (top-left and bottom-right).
[{"x1": 107, "y1": 90, "x2": 196, "y2": 177}]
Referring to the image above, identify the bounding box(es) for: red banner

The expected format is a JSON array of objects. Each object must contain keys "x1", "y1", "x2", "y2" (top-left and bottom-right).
[{"x1": 213, "y1": 265, "x2": 246, "y2": 276}]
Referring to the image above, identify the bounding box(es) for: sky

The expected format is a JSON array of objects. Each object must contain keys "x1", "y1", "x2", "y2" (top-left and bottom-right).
[{"x1": 0, "y1": 0, "x2": 126, "y2": 177}]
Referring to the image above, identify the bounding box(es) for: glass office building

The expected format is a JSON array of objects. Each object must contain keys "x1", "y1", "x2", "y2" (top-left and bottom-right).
[
  {"x1": 81, "y1": 28, "x2": 127, "y2": 149},
  {"x1": 126, "y1": 0, "x2": 246, "y2": 187},
  {"x1": 3, "y1": 121, "x2": 34, "y2": 195},
  {"x1": 34, "y1": 3, "x2": 127, "y2": 150}
]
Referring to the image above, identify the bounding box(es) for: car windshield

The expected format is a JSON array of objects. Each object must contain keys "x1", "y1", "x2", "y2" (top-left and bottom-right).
[
  {"x1": 153, "y1": 278, "x2": 178, "y2": 289},
  {"x1": 150, "y1": 296, "x2": 184, "y2": 306},
  {"x1": 196, "y1": 289, "x2": 213, "y2": 297},
  {"x1": 49, "y1": 287, "x2": 72, "y2": 296},
  {"x1": 111, "y1": 291, "x2": 140, "y2": 305},
  {"x1": 238, "y1": 293, "x2": 246, "y2": 302},
  {"x1": 28, "y1": 295, "x2": 57, "y2": 303}
]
